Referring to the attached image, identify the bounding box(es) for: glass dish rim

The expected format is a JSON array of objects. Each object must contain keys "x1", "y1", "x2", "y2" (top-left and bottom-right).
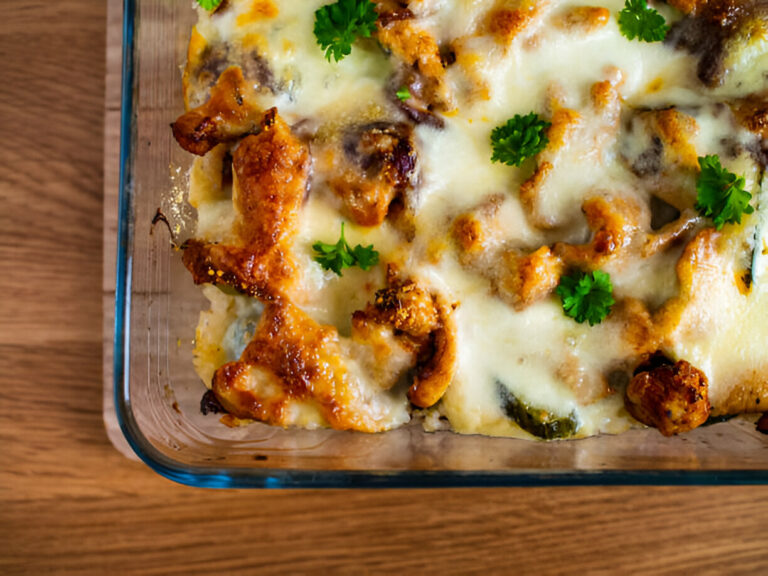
[{"x1": 113, "y1": 0, "x2": 768, "y2": 488}]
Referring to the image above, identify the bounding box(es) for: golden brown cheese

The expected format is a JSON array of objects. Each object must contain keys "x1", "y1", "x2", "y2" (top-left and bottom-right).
[
  {"x1": 173, "y1": 66, "x2": 263, "y2": 156},
  {"x1": 212, "y1": 267, "x2": 456, "y2": 431},
  {"x1": 213, "y1": 298, "x2": 402, "y2": 431},
  {"x1": 182, "y1": 109, "x2": 309, "y2": 300}
]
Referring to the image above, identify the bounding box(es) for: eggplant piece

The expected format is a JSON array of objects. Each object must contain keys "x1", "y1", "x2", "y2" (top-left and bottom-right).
[
  {"x1": 184, "y1": 41, "x2": 275, "y2": 110},
  {"x1": 667, "y1": 0, "x2": 768, "y2": 91},
  {"x1": 498, "y1": 382, "x2": 579, "y2": 440}
]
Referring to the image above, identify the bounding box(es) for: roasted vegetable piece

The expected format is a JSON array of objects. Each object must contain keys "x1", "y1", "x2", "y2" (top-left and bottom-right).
[
  {"x1": 498, "y1": 384, "x2": 579, "y2": 440},
  {"x1": 668, "y1": 0, "x2": 768, "y2": 88},
  {"x1": 625, "y1": 353, "x2": 711, "y2": 436}
]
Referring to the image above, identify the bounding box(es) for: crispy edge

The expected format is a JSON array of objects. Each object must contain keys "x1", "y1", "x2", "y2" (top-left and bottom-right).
[
  {"x1": 172, "y1": 66, "x2": 261, "y2": 156},
  {"x1": 182, "y1": 110, "x2": 309, "y2": 299}
]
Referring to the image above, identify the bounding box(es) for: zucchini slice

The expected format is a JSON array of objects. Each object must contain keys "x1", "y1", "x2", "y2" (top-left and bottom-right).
[{"x1": 498, "y1": 382, "x2": 579, "y2": 440}]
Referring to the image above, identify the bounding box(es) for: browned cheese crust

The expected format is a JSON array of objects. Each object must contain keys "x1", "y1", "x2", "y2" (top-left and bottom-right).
[
  {"x1": 483, "y1": 0, "x2": 549, "y2": 45},
  {"x1": 182, "y1": 109, "x2": 309, "y2": 300},
  {"x1": 173, "y1": 66, "x2": 263, "y2": 156},
  {"x1": 213, "y1": 299, "x2": 385, "y2": 431},
  {"x1": 212, "y1": 267, "x2": 457, "y2": 430},
  {"x1": 553, "y1": 5, "x2": 610, "y2": 33}
]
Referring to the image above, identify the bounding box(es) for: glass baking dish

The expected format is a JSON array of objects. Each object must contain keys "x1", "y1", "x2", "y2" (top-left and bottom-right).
[{"x1": 113, "y1": 0, "x2": 768, "y2": 488}]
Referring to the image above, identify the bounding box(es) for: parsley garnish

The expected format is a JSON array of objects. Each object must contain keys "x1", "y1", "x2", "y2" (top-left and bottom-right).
[
  {"x1": 695, "y1": 155, "x2": 754, "y2": 230},
  {"x1": 195, "y1": 0, "x2": 223, "y2": 10},
  {"x1": 490, "y1": 113, "x2": 551, "y2": 167},
  {"x1": 618, "y1": 0, "x2": 669, "y2": 43},
  {"x1": 396, "y1": 86, "x2": 412, "y2": 101},
  {"x1": 312, "y1": 223, "x2": 379, "y2": 276},
  {"x1": 556, "y1": 270, "x2": 615, "y2": 326},
  {"x1": 314, "y1": 0, "x2": 378, "y2": 63}
]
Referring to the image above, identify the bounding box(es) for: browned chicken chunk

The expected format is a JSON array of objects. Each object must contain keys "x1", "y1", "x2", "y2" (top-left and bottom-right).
[
  {"x1": 352, "y1": 265, "x2": 457, "y2": 408},
  {"x1": 625, "y1": 354, "x2": 711, "y2": 436},
  {"x1": 172, "y1": 66, "x2": 262, "y2": 156},
  {"x1": 328, "y1": 122, "x2": 418, "y2": 227}
]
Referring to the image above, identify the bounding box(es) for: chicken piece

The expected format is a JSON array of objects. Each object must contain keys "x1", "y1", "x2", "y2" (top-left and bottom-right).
[
  {"x1": 451, "y1": 196, "x2": 565, "y2": 310},
  {"x1": 517, "y1": 106, "x2": 580, "y2": 227},
  {"x1": 325, "y1": 122, "x2": 419, "y2": 228},
  {"x1": 172, "y1": 66, "x2": 263, "y2": 156},
  {"x1": 182, "y1": 109, "x2": 309, "y2": 299},
  {"x1": 352, "y1": 265, "x2": 458, "y2": 408},
  {"x1": 376, "y1": 12, "x2": 453, "y2": 112},
  {"x1": 556, "y1": 352, "x2": 612, "y2": 406},
  {"x1": 625, "y1": 354, "x2": 711, "y2": 436},
  {"x1": 454, "y1": 191, "x2": 639, "y2": 311},
  {"x1": 360, "y1": 277, "x2": 439, "y2": 338},
  {"x1": 496, "y1": 247, "x2": 564, "y2": 310},
  {"x1": 449, "y1": 1, "x2": 551, "y2": 102},
  {"x1": 554, "y1": 195, "x2": 642, "y2": 268},
  {"x1": 654, "y1": 227, "x2": 722, "y2": 338},
  {"x1": 451, "y1": 194, "x2": 505, "y2": 259}
]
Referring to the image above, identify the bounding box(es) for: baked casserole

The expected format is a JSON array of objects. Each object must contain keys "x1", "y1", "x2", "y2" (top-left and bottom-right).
[{"x1": 169, "y1": 0, "x2": 768, "y2": 440}]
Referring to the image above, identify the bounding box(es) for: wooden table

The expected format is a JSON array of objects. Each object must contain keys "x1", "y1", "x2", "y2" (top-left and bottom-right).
[{"x1": 2, "y1": 1, "x2": 767, "y2": 573}]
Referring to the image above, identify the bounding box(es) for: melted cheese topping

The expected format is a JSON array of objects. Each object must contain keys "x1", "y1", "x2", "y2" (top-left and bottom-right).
[{"x1": 183, "y1": 0, "x2": 768, "y2": 439}]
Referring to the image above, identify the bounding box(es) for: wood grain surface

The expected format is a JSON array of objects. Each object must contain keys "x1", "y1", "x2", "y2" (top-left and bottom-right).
[{"x1": 1, "y1": 1, "x2": 767, "y2": 574}]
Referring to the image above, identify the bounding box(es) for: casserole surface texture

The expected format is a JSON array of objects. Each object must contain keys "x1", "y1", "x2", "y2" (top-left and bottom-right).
[{"x1": 173, "y1": 0, "x2": 768, "y2": 440}]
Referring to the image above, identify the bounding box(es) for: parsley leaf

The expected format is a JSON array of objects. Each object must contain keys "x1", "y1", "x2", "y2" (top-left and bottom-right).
[
  {"x1": 195, "y1": 0, "x2": 223, "y2": 10},
  {"x1": 490, "y1": 113, "x2": 551, "y2": 167},
  {"x1": 556, "y1": 270, "x2": 615, "y2": 326},
  {"x1": 618, "y1": 0, "x2": 669, "y2": 43},
  {"x1": 312, "y1": 223, "x2": 380, "y2": 276},
  {"x1": 396, "y1": 86, "x2": 412, "y2": 101},
  {"x1": 695, "y1": 155, "x2": 754, "y2": 230},
  {"x1": 350, "y1": 243, "x2": 379, "y2": 270},
  {"x1": 314, "y1": 0, "x2": 378, "y2": 63}
]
